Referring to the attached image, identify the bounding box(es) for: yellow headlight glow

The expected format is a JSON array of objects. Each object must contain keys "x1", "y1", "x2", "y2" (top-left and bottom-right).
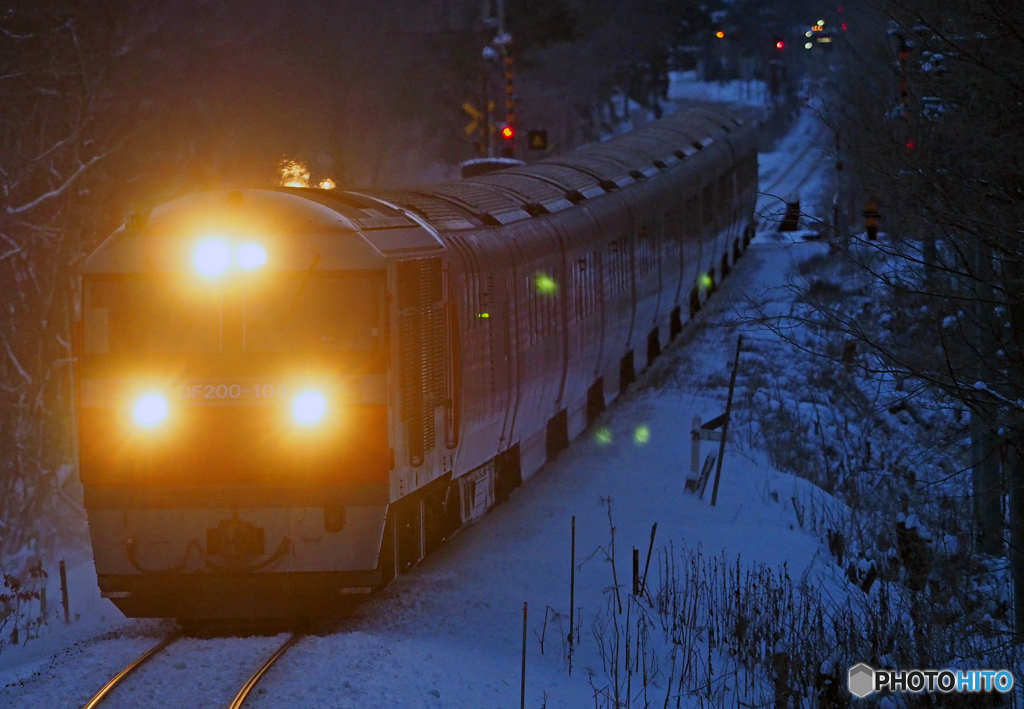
[
  {"x1": 238, "y1": 243, "x2": 267, "y2": 269},
  {"x1": 292, "y1": 391, "x2": 327, "y2": 425},
  {"x1": 133, "y1": 394, "x2": 168, "y2": 428},
  {"x1": 194, "y1": 240, "x2": 231, "y2": 277}
]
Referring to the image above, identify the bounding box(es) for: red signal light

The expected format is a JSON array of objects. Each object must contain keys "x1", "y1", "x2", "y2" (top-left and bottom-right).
[
  {"x1": 501, "y1": 125, "x2": 514, "y2": 140},
  {"x1": 776, "y1": 40, "x2": 785, "y2": 50},
  {"x1": 842, "y1": 22, "x2": 848, "y2": 30},
  {"x1": 906, "y1": 141, "x2": 915, "y2": 153}
]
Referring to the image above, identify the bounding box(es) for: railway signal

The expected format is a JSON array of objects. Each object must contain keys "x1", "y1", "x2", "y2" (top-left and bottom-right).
[
  {"x1": 500, "y1": 123, "x2": 515, "y2": 158},
  {"x1": 864, "y1": 199, "x2": 880, "y2": 240}
]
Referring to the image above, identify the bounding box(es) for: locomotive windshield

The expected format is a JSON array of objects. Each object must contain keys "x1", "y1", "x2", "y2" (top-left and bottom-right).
[
  {"x1": 84, "y1": 278, "x2": 222, "y2": 354},
  {"x1": 83, "y1": 274, "x2": 383, "y2": 355},
  {"x1": 244, "y1": 275, "x2": 381, "y2": 352}
]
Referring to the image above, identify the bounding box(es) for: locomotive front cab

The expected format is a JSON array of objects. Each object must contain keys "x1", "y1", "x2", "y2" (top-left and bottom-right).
[{"x1": 80, "y1": 189, "x2": 400, "y2": 618}]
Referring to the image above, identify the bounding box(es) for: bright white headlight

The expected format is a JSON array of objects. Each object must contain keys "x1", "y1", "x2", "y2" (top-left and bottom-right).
[
  {"x1": 133, "y1": 394, "x2": 168, "y2": 428},
  {"x1": 293, "y1": 391, "x2": 327, "y2": 425},
  {"x1": 238, "y1": 243, "x2": 267, "y2": 269},
  {"x1": 194, "y1": 240, "x2": 231, "y2": 277}
]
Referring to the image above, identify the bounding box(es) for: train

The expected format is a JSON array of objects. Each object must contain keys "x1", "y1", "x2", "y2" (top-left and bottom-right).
[{"x1": 78, "y1": 103, "x2": 758, "y2": 618}]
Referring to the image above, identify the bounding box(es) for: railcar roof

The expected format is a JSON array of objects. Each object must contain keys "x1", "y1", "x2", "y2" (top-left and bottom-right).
[{"x1": 372, "y1": 103, "x2": 752, "y2": 231}]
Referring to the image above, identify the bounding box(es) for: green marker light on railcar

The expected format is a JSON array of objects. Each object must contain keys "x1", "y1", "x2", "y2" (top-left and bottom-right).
[
  {"x1": 535, "y1": 273, "x2": 558, "y2": 295},
  {"x1": 633, "y1": 424, "x2": 651, "y2": 445}
]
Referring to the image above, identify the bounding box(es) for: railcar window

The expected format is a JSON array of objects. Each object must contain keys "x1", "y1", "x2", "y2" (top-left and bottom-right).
[
  {"x1": 84, "y1": 279, "x2": 221, "y2": 354},
  {"x1": 245, "y1": 276, "x2": 381, "y2": 352}
]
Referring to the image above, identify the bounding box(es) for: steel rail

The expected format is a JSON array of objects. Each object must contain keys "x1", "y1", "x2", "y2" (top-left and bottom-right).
[
  {"x1": 226, "y1": 632, "x2": 303, "y2": 709},
  {"x1": 81, "y1": 633, "x2": 181, "y2": 709}
]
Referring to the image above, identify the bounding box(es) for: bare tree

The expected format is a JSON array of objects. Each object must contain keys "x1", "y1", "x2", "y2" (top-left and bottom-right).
[{"x1": 797, "y1": 0, "x2": 1024, "y2": 638}]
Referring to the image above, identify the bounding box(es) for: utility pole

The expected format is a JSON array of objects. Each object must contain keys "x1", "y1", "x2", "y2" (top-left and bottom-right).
[{"x1": 480, "y1": 1, "x2": 495, "y2": 157}]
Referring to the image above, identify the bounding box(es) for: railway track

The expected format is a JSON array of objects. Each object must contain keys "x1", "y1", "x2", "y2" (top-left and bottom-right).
[
  {"x1": 81, "y1": 629, "x2": 303, "y2": 709},
  {"x1": 756, "y1": 126, "x2": 827, "y2": 233}
]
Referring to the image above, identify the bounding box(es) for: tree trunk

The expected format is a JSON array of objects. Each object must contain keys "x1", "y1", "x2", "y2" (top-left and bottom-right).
[
  {"x1": 1011, "y1": 440, "x2": 1024, "y2": 642},
  {"x1": 972, "y1": 242, "x2": 1003, "y2": 555}
]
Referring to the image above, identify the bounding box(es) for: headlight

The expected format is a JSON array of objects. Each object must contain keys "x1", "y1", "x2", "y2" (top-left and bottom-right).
[
  {"x1": 133, "y1": 394, "x2": 168, "y2": 428},
  {"x1": 237, "y1": 243, "x2": 267, "y2": 269},
  {"x1": 193, "y1": 240, "x2": 231, "y2": 277},
  {"x1": 292, "y1": 391, "x2": 327, "y2": 425}
]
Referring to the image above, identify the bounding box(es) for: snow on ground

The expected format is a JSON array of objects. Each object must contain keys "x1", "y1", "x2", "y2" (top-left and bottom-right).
[
  {"x1": 668, "y1": 71, "x2": 770, "y2": 106},
  {"x1": 1, "y1": 108, "x2": 843, "y2": 709}
]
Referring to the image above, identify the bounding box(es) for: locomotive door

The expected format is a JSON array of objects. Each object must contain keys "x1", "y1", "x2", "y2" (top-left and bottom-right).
[{"x1": 396, "y1": 258, "x2": 454, "y2": 467}]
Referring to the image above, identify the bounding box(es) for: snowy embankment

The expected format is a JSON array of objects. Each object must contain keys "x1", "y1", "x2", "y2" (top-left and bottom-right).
[
  {"x1": 668, "y1": 71, "x2": 770, "y2": 106},
  {"x1": 2, "y1": 111, "x2": 849, "y2": 709}
]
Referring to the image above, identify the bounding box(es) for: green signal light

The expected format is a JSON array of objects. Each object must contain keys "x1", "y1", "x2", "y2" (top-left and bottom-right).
[
  {"x1": 478, "y1": 312, "x2": 490, "y2": 318},
  {"x1": 633, "y1": 424, "x2": 651, "y2": 445},
  {"x1": 699, "y1": 273, "x2": 713, "y2": 291},
  {"x1": 595, "y1": 428, "x2": 612, "y2": 445}
]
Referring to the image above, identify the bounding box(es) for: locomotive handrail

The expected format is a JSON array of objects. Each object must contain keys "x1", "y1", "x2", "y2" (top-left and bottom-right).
[{"x1": 125, "y1": 538, "x2": 204, "y2": 575}]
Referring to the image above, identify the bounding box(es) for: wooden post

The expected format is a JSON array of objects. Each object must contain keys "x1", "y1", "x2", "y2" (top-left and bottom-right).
[
  {"x1": 690, "y1": 415, "x2": 701, "y2": 476},
  {"x1": 639, "y1": 523, "x2": 657, "y2": 596},
  {"x1": 59, "y1": 560, "x2": 70, "y2": 625},
  {"x1": 632, "y1": 548, "x2": 639, "y2": 597},
  {"x1": 520, "y1": 601, "x2": 528, "y2": 709},
  {"x1": 711, "y1": 335, "x2": 743, "y2": 507}
]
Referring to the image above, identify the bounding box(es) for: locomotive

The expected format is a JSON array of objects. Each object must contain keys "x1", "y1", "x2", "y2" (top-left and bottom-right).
[{"x1": 78, "y1": 103, "x2": 758, "y2": 618}]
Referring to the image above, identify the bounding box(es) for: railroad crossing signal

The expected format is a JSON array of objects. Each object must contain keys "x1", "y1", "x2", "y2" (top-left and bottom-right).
[
  {"x1": 463, "y1": 101, "x2": 495, "y2": 137},
  {"x1": 527, "y1": 130, "x2": 548, "y2": 151}
]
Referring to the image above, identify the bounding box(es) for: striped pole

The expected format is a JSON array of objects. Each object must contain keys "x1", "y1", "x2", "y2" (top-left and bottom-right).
[{"x1": 503, "y1": 49, "x2": 515, "y2": 158}]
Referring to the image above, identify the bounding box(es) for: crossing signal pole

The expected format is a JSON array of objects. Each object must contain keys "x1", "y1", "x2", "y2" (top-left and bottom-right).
[
  {"x1": 495, "y1": 0, "x2": 515, "y2": 159},
  {"x1": 502, "y1": 50, "x2": 516, "y2": 158},
  {"x1": 470, "y1": 0, "x2": 515, "y2": 158}
]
